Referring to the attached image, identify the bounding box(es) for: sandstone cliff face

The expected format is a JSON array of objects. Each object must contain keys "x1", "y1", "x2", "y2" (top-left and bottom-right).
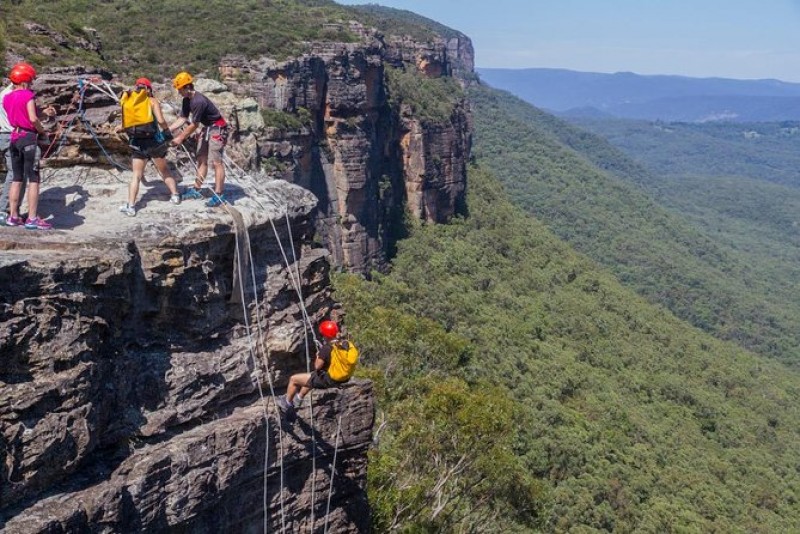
[
  {"x1": 222, "y1": 22, "x2": 474, "y2": 274},
  {"x1": 29, "y1": 20, "x2": 475, "y2": 275},
  {"x1": 0, "y1": 169, "x2": 373, "y2": 532}
]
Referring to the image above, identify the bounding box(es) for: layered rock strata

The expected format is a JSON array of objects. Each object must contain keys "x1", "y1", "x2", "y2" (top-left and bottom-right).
[
  {"x1": 221, "y1": 22, "x2": 474, "y2": 273},
  {"x1": 0, "y1": 167, "x2": 373, "y2": 532}
]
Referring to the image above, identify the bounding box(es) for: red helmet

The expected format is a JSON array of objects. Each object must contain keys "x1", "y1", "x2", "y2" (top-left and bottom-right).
[
  {"x1": 319, "y1": 320, "x2": 339, "y2": 339},
  {"x1": 8, "y1": 62, "x2": 36, "y2": 84},
  {"x1": 135, "y1": 77, "x2": 152, "y2": 89}
]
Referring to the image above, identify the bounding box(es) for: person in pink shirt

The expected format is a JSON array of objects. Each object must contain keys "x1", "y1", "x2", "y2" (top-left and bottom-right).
[{"x1": 2, "y1": 62, "x2": 55, "y2": 230}]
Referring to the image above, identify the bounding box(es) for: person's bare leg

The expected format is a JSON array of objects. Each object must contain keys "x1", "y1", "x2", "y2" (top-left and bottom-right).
[
  {"x1": 153, "y1": 157, "x2": 178, "y2": 195},
  {"x1": 26, "y1": 182, "x2": 40, "y2": 220},
  {"x1": 213, "y1": 160, "x2": 225, "y2": 195},
  {"x1": 128, "y1": 158, "x2": 145, "y2": 206},
  {"x1": 286, "y1": 372, "x2": 311, "y2": 402},
  {"x1": 8, "y1": 181, "x2": 21, "y2": 219},
  {"x1": 195, "y1": 151, "x2": 208, "y2": 191}
]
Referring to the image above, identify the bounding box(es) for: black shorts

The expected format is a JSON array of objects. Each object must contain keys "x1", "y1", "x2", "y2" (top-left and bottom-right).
[
  {"x1": 308, "y1": 370, "x2": 342, "y2": 389},
  {"x1": 129, "y1": 137, "x2": 168, "y2": 160},
  {"x1": 10, "y1": 132, "x2": 41, "y2": 184}
]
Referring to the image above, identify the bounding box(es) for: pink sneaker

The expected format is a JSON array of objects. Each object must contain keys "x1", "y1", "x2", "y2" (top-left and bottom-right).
[
  {"x1": 24, "y1": 217, "x2": 53, "y2": 230},
  {"x1": 5, "y1": 215, "x2": 24, "y2": 227}
]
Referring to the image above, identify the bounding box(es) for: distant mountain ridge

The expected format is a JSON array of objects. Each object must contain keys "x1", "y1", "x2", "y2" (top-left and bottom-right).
[{"x1": 477, "y1": 67, "x2": 800, "y2": 121}]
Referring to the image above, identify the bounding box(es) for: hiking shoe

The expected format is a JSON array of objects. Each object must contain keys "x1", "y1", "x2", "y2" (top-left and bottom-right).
[
  {"x1": 181, "y1": 188, "x2": 204, "y2": 201},
  {"x1": 206, "y1": 194, "x2": 226, "y2": 207},
  {"x1": 276, "y1": 395, "x2": 294, "y2": 414},
  {"x1": 170, "y1": 194, "x2": 181, "y2": 205},
  {"x1": 24, "y1": 217, "x2": 53, "y2": 230},
  {"x1": 119, "y1": 204, "x2": 136, "y2": 217},
  {"x1": 293, "y1": 395, "x2": 305, "y2": 408},
  {"x1": 5, "y1": 215, "x2": 24, "y2": 227}
]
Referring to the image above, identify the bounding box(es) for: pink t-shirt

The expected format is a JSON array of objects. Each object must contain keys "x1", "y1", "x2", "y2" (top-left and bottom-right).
[{"x1": 2, "y1": 89, "x2": 36, "y2": 142}]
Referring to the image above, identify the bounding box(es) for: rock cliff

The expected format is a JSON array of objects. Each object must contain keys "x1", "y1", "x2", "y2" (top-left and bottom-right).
[
  {"x1": 221, "y1": 22, "x2": 473, "y2": 273},
  {"x1": 0, "y1": 166, "x2": 373, "y2": 532},
  {"x1": 1, "y1": 16, "x2": 474, "y2": 532}
]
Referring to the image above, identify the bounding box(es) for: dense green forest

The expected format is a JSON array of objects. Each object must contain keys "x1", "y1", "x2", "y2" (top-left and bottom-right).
[
  {"x1": 336, "y1": 165, "x2": 800, "y2": 532},
  {"x1": 468, "y1": 85, "x2": 800, "y2": 366},
  {"x1": 3, "y1": 0, "x2": 353, "y2": 77},
  {"x1": 569, "y1": 117, "x2": 800, "y2": 188},
  {"x1": 561, "y1": 117, "x2": 800, "y2": 270}
]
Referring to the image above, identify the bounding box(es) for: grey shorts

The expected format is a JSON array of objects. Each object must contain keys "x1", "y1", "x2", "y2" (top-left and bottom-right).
[{"x1": 197, "y1": 127, "x2": 227, "y2": 164}]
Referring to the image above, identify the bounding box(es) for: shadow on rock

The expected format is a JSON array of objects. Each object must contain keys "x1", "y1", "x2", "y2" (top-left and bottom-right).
[{"x1": 38, "y1": 185, "x2": 89, "y2": 229}]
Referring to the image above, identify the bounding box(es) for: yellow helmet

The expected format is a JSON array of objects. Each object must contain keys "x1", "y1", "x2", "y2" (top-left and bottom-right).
[{"x1": 173, "y1": 71, "x2": 193, "y2": 90}]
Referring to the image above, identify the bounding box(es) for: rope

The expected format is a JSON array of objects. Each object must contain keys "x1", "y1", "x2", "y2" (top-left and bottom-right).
[
  {"x1": 244, "y1": 220, "x2": 289, "y2": 534},
  {"x1": 175, "y1": 136, "x2": 346, "y2": 532},
  {"x1": 43, "y1": 90, "x2": 79, "y2": 158},
  {"x1": 266, "y1": 215, "x2": 328, "y2": 533},
  {"x1": 221, "y1": 194, "x2": 287, "y2": 534},
  {"x1": 282, "y1": 208, "x2": 320, "y2": 533},
  {"x1": 220, "y1": 150, "x2": 329, "y2": 534},
  {"x1": 323, "y1": 412, "x2": 344, "y2": 534},
  {"x1": 178, "y1": 142, "x2": 288, "y2": 533},
  {"x1": 44, "y1": 78, "x2": 129, "y2": 171}
]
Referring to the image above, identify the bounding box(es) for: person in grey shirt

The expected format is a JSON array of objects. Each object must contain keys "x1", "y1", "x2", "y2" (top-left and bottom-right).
[{"x1": 0, "y1": 82, "x2": 24, "y2": 221}]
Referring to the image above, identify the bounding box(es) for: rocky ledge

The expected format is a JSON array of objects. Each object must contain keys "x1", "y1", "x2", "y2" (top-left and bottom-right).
[{"x1": 0, "y1": 165, "x2": 374, "y2": 532}]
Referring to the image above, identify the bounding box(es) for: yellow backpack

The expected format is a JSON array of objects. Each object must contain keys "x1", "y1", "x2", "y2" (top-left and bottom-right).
[
  {"x1": 328, "y1": 340, "x2": 359, "y2": 382},
  {"x1": 120, "y1": 88, "x2": 156, "y2": 137}
]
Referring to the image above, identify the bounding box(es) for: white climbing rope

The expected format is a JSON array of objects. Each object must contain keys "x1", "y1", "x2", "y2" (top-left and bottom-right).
[
  {"x1": 180, "y1": 140, "x2": 345, "y2": 534},
  {"x1": 323, "y1": 412, "x2": 344, "y2": 534},
  {"x1": 177, "y1": 143, "x2": 289, "y2": 533}
]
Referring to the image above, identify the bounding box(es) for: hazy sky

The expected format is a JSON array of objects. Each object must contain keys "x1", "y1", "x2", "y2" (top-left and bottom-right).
[{"x1": 336, "y1": 0, "x2": 800, "y2": 82}]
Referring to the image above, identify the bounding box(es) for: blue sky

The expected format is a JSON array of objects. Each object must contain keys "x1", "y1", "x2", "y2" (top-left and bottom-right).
[{"x1": 336, "y1": 1, "x2": 800, "y2": 82}]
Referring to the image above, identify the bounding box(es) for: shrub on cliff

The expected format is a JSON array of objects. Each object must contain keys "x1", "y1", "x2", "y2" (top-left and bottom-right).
[
  {"x1": 3, "y1": 0, "x2": 359, "y2": 78},
  {"x1": 385, "y1": 66, "x2": 464, "y2": 126}
]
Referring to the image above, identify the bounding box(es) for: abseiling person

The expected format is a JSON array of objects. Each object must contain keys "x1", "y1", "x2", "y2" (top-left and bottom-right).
[{"x1": 277, "y1": 320, "x2": 360, "y2": 415}]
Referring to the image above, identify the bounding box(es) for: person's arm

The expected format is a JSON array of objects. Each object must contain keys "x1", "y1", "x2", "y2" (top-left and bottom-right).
[
  {"x1": 26, "y1": 99, "x2": 47, "y2": 135},
  {"x1": 171, "y1": 121, "x2": 197, "y2": 145},
  {"x1": 315, "y1": 343, "x2": 332, "y2": 371},
  {"x1": 152, "y1": 98, "x2": 170, "y2": 131},
  {"x1": 169, "y1": 96, "x2": 192, "y2": 134},
  {"x1": 168, "y1": 115, "x2": 187, "y2": 132}
]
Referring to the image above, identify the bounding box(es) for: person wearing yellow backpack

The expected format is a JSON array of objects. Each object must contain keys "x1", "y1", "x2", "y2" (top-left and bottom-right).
[
  {"x1": 118, "y1": 77, "x2": 180, "y2": 217},
  {"x1": 277, "y1": 320, "x2": 359, "y2": 415}
]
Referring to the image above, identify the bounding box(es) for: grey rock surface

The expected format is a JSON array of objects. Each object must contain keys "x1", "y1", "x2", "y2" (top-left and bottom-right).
[{"x1": 0, "y1": 165, "x2": 373, "y2": 532}]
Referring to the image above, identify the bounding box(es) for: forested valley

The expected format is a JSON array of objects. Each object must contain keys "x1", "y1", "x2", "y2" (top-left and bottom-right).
[{"x1": 335, "y1": 85, "x2": 800, "y2": 531}]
